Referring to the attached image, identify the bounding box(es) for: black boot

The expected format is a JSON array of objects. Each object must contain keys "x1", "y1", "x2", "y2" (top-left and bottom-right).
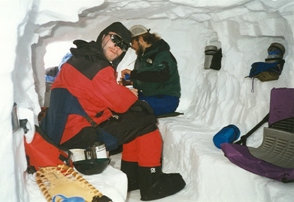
[
  {"x1": 138, "y1": 166, "x2": 186, "y2": 201},
  {"x1": 121, "y1": 160, "x2": 139, "y2": 191}
]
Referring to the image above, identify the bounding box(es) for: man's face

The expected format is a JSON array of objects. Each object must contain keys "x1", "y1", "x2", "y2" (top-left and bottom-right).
[
  {"x1": 131, "y1": 37, "x2": 144, "y2": 56},
  {"x1": 102, "y1": 32, "x2": 124, "y2": 62}
]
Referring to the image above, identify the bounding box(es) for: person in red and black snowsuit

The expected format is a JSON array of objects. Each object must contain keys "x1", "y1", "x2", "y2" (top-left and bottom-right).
[{"x1": 40, "y1": 22, "x2": 185, "y2": 201}]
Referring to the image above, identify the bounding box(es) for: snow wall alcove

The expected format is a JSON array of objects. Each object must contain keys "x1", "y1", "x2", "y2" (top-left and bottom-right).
[{"x1": 1, "y1": 0, "x2": 294, "y2": 201}]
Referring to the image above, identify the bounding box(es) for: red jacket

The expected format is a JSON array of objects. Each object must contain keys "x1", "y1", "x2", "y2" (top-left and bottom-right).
[{"x1": 52, "y1": 63, "x2": 137, "y2": 144}]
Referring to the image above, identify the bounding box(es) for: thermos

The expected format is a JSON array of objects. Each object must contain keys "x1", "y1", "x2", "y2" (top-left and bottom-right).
[
  {"x1": 84, "y1": 141, "x2": 107, "y2": 160},
  {"x1": 204, "y1": 45, "x2": 222, "y2": 70},
  {"x1": 204, "y1": 45, "x2": 218, "y2": 69}
]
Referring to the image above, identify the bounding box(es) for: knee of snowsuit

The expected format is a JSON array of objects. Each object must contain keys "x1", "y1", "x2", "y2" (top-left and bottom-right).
[
  {"x1": 99, "y1": 100, "x2": 157, "y2": 143},
  {"x1": 122, "y1": 129, "x2": 162, "y2": 167},
  {"x1": 98, "y1": 100, "x2": 162, "y2": 166}
]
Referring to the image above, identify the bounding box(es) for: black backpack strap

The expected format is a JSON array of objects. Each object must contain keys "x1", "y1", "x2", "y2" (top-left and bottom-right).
[{"x1": 235, "y1": 113, "x2": 269, "y2": 146}]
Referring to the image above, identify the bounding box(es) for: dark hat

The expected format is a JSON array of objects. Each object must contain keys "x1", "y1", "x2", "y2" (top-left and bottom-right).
[{"x1": 96, "y1": 22, "x2": 132, "y2": 45}]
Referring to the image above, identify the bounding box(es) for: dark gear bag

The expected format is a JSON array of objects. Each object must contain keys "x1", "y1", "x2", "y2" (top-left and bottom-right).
[
  {"x1": 24, "y1": 126, "x2": 72, "y2": 173},
  {"x1": 221, "y1": 88, "x2": 294, "y2": 182},
  {"x1": 247, "y1": 43, "x2": 286, "y2": 92},
  {"x1": 249, "y1": 60, "x2": 285, "y2": 81}
]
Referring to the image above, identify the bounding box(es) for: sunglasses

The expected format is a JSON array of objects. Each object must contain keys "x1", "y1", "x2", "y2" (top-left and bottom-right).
[{"x1": 109, "y1": 34, "x2": 130, "y2": 52}]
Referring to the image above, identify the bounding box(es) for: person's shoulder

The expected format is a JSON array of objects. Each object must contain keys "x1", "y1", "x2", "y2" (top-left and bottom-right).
[{"x1": 161, "y1": 50, "x2": 177, "y2": 64}]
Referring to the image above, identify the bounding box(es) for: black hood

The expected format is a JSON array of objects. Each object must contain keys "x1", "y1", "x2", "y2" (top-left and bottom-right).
[
  {"x1": 69, "y1": 22, "x2": 131, "y2": 70},
  {"x1": 68, "y1": 40, "x2": 110, "y2": 80},
  {"x1": 96, "y1": 22, "x2": 132, "y2": 68},
  {"x1": 96, "y1": 22, "x2": 132, "y2": 46},
  {"x1": 70, "y1": 39, "x2": 105, "y2": 62}
]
